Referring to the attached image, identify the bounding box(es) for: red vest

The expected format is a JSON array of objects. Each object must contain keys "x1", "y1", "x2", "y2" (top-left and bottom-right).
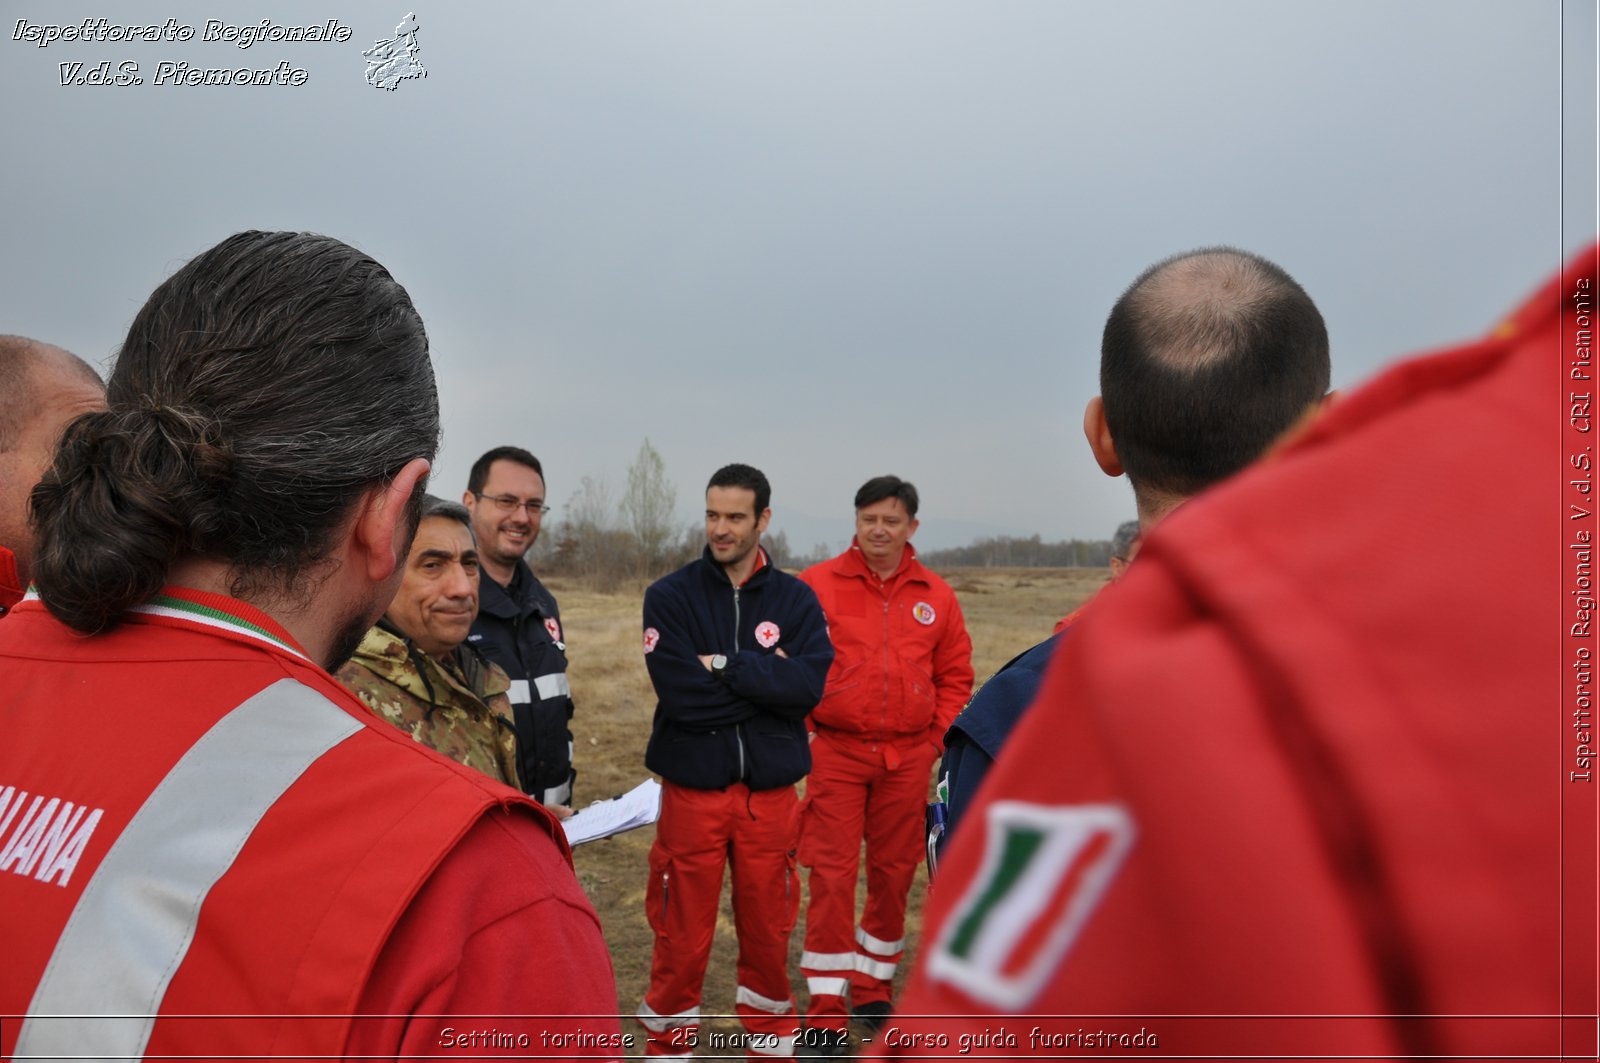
[{"x1": 0, "y1": 587, "x2": 557, "y2": 1060}]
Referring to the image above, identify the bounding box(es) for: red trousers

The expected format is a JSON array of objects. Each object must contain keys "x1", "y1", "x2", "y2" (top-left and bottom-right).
[
  {"x1": 799, "y1": 730, "x2": 938, "y2": 1030},
  {"x1": 639, "y1": 781, "x2": 801, "y2": 1059}
]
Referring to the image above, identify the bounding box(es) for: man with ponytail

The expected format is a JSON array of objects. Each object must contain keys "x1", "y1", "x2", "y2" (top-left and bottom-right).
[{"x1": 0, "y1": 232, "x2": 618, "y2": 1059}]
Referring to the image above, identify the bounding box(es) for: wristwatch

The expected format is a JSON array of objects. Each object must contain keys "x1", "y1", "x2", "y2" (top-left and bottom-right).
[{"x1": 710, "y1": 654, "x2": 729, "y2": 680}]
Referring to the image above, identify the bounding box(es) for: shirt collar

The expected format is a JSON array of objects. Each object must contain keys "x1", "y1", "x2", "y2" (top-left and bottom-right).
[{"x1": 124, "y1": 586, "x2": 312, "y2": 662}]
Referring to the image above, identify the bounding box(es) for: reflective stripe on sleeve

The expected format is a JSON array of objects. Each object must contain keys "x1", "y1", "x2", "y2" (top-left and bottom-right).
[
  {"x1": 534, "y1": 672, "x2": 571, "y2": 700},
  {"x1": 508, "y1": 679, "x2": 532, "y2": 705},
  {"x1": 16, "y1": 679, "x2": 362, "y2": 1060}
]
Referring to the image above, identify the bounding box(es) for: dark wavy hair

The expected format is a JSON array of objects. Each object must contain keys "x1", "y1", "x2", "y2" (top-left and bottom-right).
[
  {"x1": 853, "y1": 475, "x2": 918, "y2": 518},
  {"x1": 466, "y1": 445, "x2": 543, "y2": 496},
  {"x1": 707, "y1": 463, "x2": 770, "y2": 514},
  {"x1": 30, "y1": 231, "x2": 439, "y2": 633}
]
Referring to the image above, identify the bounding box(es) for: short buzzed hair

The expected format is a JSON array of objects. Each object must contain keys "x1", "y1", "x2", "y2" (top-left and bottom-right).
[
  {"x1": 1100, "y1": 247, "x2": 1330, "y2": 497},
  {"x1": 854, "y1": 475, "x2": 919, "y2": 518},
  {"x1": 0, "y1": 336, "x2": 102, "y2": 451}
]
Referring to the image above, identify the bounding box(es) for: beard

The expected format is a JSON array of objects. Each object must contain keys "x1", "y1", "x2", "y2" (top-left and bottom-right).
[{"x1": 322, "y1": 602, "x2": 377, "y2": 672}]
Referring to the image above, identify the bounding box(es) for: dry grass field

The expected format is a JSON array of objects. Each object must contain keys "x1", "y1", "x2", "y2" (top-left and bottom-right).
[{"x1": 556, "y1": 565, "x2": 1108, "y2": 1056}]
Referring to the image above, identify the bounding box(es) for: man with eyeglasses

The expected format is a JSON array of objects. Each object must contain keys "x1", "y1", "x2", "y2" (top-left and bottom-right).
[{"x1": 463, "y1": 446, "x2": 575, "y2": 816}]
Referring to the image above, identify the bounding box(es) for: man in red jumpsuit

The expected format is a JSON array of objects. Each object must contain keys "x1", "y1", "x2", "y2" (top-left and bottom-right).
[
  {"x1": 0, "y1": 335, "x2": 103, "y2": 618},
  {"x1": 797, "y1": 475, "x2": 974, "y2": 1053},
  {"x1": 0, "y1": 231, "x2": 621, "y2": 1061},
  {"x1": 884, "y1": 247, "x2": 1598, "y2": 1060}
]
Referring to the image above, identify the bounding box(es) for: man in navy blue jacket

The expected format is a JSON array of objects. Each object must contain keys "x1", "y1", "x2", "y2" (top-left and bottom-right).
[
  {"x1": 636, "y1": 463, "x2": 833, "y2": 1060},
  {"x1": 462, "y1": 446, "x2": 575, "y2": 813}
]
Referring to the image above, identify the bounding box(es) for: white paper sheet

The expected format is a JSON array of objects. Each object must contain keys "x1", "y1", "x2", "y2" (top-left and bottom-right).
[{"x1": 562, "y1": 777, "x2": 662, "y2": 847}]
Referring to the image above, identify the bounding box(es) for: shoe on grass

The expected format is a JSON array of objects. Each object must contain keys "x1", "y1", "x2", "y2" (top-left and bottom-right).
[
  {"x1": 799, "y1": 1026, "x2": 850, "y2": 1059},
  {"x1": 850, "y1": 1000, "x2": 892, "y2": 1032}
]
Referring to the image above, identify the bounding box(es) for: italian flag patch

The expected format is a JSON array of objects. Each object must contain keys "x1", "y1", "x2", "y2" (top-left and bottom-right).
[{"x1": 927, "y1": 801, "x2": 1135, "y2": 1009}]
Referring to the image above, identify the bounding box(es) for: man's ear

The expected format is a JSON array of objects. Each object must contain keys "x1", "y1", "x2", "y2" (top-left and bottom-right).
[
  {"x1": 352, "y1": 457, "x2": 432, "y2": 583},
  {"x1": 1084, "y1": 396, "x2": 1123, "y2": 477}
]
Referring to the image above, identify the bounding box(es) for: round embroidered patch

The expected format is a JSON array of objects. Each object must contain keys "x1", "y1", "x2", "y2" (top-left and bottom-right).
[
  {"x1": 755, "y1": 621, "x2": 781, "y2": 648},
  {"x1": 545, "y1": 617, "x2": 562, "y2": 642},
  {"x1": 912, "y1": 601, "x2": 937, "y2": 625},
  {"x1": 643, "y1": 627, "x2": 660, "y2": 654}
]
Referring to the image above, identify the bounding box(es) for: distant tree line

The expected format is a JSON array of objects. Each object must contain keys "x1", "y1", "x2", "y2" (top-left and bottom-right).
[
  {"x1": 915, "y1": 535, "x2": 1113, "y2": 569},
  {"x1": 528, "y1": 440, "x2": 1111, "y2": 588}
]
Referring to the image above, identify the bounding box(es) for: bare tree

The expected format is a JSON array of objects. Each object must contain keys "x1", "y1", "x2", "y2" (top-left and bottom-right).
[
  {"x1": 621, "y1": 438, "x2": 677, "y2": 579},
  {"x1": 546, "y1": 474, "x2": 629, "y2": 588},
  {"x1": 568, "y1": 474, "x2": 616, "y2": 533}
]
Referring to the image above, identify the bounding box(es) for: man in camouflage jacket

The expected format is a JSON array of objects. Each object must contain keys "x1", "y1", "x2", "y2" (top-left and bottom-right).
[{"x1": 336, "y1": 496, "x2": 521, "y2": 789}]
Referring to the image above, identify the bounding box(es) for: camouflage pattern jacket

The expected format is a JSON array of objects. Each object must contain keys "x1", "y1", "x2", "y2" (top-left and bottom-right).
[{"x1": 337, "y1": 623, "x2": 521, "y2": 789}]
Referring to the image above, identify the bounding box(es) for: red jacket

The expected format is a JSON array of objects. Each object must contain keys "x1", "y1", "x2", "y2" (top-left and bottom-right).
[
  {"x1": 800, "y1": 542, "x2": 973, "y2": 745},
  {"x1": 0, "y1": 587, "x2": 619, "y2": 1060},
  {"x1": 883, "y1": 245, "x2": 1597, "y2": 1060}
]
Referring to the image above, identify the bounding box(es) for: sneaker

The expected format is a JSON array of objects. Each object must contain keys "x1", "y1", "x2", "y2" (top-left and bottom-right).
[
  {"x1": 799, "y1": 1027, "x2": 850, "y2": 1059},
  {"x1": 850, "y1": 1000, "x2": 892, "y2": 1032}
]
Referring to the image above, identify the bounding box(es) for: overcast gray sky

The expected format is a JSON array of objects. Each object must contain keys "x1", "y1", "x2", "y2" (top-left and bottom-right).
[{"x1": 3, "y1": 1, "x2": 1594, "y2": 552}]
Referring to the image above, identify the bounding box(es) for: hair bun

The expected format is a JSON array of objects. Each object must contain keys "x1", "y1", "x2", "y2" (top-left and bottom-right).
[{"x1": 140, "y1": 403, "x2": 235, "y2": 486}]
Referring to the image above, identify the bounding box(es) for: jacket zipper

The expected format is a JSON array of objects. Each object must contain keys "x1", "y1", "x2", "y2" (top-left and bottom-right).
[
  {"x1": 881, "y1": 596, "x2": 892, "y2": 731},
  {"x1": 733, "y1": 583, "x2": 747, "y2": 780}
]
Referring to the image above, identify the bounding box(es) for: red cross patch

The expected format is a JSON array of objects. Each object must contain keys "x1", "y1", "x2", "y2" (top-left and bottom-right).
[
  {"x1": 545, "y1": 617, "x2": 562, "y2": 642},
  {"x1": 643, "y1": 627, "x2": 660, "y2": 654},
  {"x1": 912, "y1": 601, "x2": 937, "y2": 625},
  {"x1": 755, "y1": 621, "x2": 781, "y2": 648}
]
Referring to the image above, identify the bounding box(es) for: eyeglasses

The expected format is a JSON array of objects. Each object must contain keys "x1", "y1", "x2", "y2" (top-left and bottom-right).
[{"x1": 474, "y1": 492, "x2": 552, "y2": 517}]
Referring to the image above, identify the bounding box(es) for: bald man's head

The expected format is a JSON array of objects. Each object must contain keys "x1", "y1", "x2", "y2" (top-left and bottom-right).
[
  {"x1": 0, "y1": 336, "x2": 106, "y2": 586},
  {"x1": 1095, "y1": 247, "x2": 1330, "y2": 501}
]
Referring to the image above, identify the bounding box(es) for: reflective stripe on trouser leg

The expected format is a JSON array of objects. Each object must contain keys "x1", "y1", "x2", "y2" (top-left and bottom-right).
[
  {"x1": 637, "y1": 1000, "x2": 700, "y2": 1059},
  {"x1": 641, "y1": 782, "x2": 733, "y2": 1058},
  {"x1": 854, "y1": 924, "x2": 902, "y2": 980},
  {"x1": 801, "y1": 950, "x2": 853, "y2": 1003},
  {"x1": 798, "y1": 733, "x2": 872, "y2": 1030},
  {"x1": 730, "y1": 785, "x2": 801, "y2": 1058},
  {"x1": 852, "y1": 740, "x2": 935, "y2": 1005},
  {"x1": 736, "y1": 986, "x2": 798, "y2": 1057}
]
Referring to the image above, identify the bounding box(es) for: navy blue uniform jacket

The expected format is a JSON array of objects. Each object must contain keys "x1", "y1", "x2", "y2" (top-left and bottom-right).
[
  {"x1": 468, "y1": 562, "x2": 574, "y2": 804},
  {"x1": 643, "y1": 548, "x2": 833, "y2": 790}
]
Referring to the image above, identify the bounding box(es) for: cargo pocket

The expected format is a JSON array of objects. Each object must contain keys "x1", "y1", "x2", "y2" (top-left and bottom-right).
[
  {"x1": 795, "y1": 793, "x2": 816, "y2": 867},
  {"x1": 782, "y1": 845, "x2": 801, "y2": 936}
]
